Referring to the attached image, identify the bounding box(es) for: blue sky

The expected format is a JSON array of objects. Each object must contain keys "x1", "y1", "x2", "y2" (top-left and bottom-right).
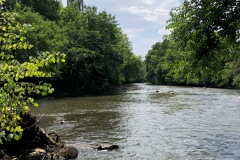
[{"x1": 62, "y1": 0, "x2": 184, "y2": 57}]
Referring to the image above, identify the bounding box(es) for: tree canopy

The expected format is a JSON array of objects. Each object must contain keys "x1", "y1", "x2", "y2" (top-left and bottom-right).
[
  {"x1": 1, "y1": 0, "x2": 146, "y2": 94},
  {"x1": 18, "y1": 0, "x2": 61, "y2": 20},
  {"x1": 146, "y1": 0, "x2": 240, "y2": 88},
  {"x1": 167, "y1": 0, "x2": 240, "y2": 61}
]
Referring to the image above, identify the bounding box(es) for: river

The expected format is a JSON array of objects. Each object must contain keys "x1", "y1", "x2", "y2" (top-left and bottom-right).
[{"x1": 34, "y1": 83, "x2": 240, "y2": 159}]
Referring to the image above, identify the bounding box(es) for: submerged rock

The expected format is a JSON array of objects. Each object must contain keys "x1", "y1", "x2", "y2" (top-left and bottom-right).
[
  {"x1": 92, "y1": 144, "x2": 119, "y2": 151},
  {"x1": 167, "y1": 91, "x2": 174, "y2": 94}
]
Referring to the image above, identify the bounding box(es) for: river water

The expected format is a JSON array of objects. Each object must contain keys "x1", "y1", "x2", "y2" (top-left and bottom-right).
[{"x1": 34, "y1": 83, "x2": 240, "y2": 160}]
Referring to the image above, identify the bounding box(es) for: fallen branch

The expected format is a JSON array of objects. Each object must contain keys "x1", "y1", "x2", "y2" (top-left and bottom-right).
[{"x1": 39, "y1": 127, "x2": 58, "y2": 146}]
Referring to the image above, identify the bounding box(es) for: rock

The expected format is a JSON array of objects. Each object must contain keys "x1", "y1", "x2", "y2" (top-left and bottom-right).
[
  {"x1": 96, "y1": 146, "x2": 102, "y2": 150},
  {"x1": 31, "y1": 148, "x2": 46, "y2": 154},
  {"x1": 93, "y1": 144, "x2": 119, "y2": 151},
  {"x1": 167, "y1": 91, "x2": 174, "y2": 94},
  {"x1": 27, "y1": 148, "x2": 49, "y2": 160},
  {"x1": 60, "y1": 146, "x2": 78, "y2": 159},
  {"x1": 102, "y1": 144, "x2": 119, "y2": 150}
]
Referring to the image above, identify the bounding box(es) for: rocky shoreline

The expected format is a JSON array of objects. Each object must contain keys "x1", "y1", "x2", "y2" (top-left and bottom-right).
[{"x1": 0, "y1": 113, "x2": 78, "y2": 160}]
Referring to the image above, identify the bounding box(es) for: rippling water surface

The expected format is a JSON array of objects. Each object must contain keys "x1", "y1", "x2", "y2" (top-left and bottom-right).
[{"x1": 34, "y1": 83, "x2": 240, "y2": 159}]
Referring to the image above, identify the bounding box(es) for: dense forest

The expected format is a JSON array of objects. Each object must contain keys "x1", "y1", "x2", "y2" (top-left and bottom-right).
[
  {"x1": 145, "y1": 0, "x2": 240, "y2": 88},
  {"x1": 3, "y1": 0, "x2": 146, "y2": 95}
]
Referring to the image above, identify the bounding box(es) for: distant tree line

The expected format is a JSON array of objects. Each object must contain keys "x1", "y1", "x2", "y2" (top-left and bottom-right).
[
  {"x1": 4, "y1": 0, "x2": 146, "y2": 95},
  {"x1": 145, "y1": 0, "x2": 240, "y2": 88}
]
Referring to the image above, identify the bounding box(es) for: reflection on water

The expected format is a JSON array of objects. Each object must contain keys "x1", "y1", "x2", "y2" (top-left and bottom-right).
[{"x1": 34, "y1": 83, "x2": 240, "y2": 159}]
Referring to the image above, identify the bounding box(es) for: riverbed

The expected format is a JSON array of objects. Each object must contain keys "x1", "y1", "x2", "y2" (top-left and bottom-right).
[{"x1": 34, "y1": 83, "x2": 240, "y2": 159}]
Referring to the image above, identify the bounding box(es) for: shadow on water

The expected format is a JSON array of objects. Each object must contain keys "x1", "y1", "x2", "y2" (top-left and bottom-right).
[{"x1": 33, "y1": 83, "x2": 240, "y2": 159}]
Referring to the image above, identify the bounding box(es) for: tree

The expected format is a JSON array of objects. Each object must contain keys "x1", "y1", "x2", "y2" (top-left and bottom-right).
[
  {"x1": 122, "y1": 55, "x2": 146, "y2": 83},
  {"x1": 145, "y1": 36, "x2": 225, "y2": 86},
  {"x1": 0, "y1": 2, "x2": 65, "y2": 143},
  {"x1": 167, "y1": 0, "x2": 240, "y2": 62},
  {"x1": 3, "y1": 0, "x2": 16, "y2": 10},
  {"x1": 145, "y1": 39, "x2": 170, "y2": 84},
  {"x1": 146, "y1": 0, "x2": 240, "y2": 88},
  {"x1": 18, "y1": 0, "x2": 61, "y2": 20},
  {"x1": 58, "y1": 4, "x2": 137, "y2": 93},
  {"x1": 13, "y1": 4, "x2": 66, "y2": 80}
]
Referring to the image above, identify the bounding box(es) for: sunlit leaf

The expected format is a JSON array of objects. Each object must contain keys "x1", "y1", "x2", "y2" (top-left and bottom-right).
[{"x1": 14, "y1": 135, "x2": 20, "y2": 141}]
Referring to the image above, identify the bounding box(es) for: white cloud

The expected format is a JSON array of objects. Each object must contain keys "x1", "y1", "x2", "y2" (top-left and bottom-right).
[
  {"x1": 123, "y1": 28, "x2": 145, "y2": 40},
  {"x1": 121, "y1": 7, "x2": 158, "y2": 22},
  {"x1": 120, "y1": 1, "x2": 180, "y2": 24},
  {"x1": 121, "y1": 6, "x2": 160, "y2": 22},
  {"x1": 141, "y1": 0, "x2": 157, "y2": 5}
]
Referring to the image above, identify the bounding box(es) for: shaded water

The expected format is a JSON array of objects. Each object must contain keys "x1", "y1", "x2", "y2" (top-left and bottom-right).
[{"x1": 34, "y1": 83, "x2": 240, "y2": 159}]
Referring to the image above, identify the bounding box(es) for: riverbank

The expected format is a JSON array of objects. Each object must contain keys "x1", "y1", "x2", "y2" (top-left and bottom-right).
[{"x1": 0, "y1": 113, "x2": 78, "y2": 160}]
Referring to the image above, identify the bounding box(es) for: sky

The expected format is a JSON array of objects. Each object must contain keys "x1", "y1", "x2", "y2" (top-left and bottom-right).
[{"x1": 62, "y1": 0, "x2": 184, "y2": 57}]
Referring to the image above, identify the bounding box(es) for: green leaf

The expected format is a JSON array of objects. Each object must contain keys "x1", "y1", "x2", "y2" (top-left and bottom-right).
[
  {"x1": 14, "y1": 126, "x2": 23, "y2": 133},
  {"x1": 20, "y1": 36, "x2": 24, "y2": 41},
  {"x1": 33, "y1": 103, "x2": 39, "y2": 107},
  {"x1": 0, "y1": 131, "x2": 5, "y2": 138},
  {"x1": 2, "y1": 26, "x2": 6, "y2": 31},
  {"x1": 14, "y1": 135, "x2": 20, "y2": 141},
  {"x1": 23, "y1": 43, "x2": 28, "y2": 49}
]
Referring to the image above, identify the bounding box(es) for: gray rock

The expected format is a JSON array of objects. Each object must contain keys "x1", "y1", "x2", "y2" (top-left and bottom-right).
[{"x1": 61, "y1": 147, "x2": 78, "y2": 159}]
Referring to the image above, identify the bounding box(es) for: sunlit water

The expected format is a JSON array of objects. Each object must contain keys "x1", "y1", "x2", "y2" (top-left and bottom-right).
[{"x1": 33, "y1": 83, "x2": 240, "y2": 159}]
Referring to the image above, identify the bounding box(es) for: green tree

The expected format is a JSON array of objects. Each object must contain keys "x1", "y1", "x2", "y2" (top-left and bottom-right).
[
  {"x1": 18, "y1": 0, "x2": 61, "y2": 20},
  {"x1": 146, "y1": 0, "x2": 240, "y2": 87},
  {"x1": 13, "y1": 4, "x2": 66, "y2": 79},
  {"x1": 167, "y1": 0, "x2": 240, "y2": 61},
  {"x1": 145, "y1": 39, "x2": 170, "y2": 84},
  {"x1": 3, "y1": 0, "x2": 16, "y2": 10},
  {"x1": 0, "y1": 2, "x2": 65, "y2": 143},
  {"x1": 12, "y1": 4, "x2": 66, "y2": 61},
  {"x1": 122, "y1": 55, "x2": 146, "y2": 83},
  {"x1": 58, "y1": 4, "x2": 136, "y2": 93}
]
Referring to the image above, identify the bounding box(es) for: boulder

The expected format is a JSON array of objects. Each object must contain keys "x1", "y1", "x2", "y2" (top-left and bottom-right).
[{"x1": 60, "y1": 147, "x2": 78, "y2": 159}]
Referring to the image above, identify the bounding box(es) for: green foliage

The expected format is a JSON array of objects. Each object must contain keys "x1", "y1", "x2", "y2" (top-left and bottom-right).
[
  {"x1": 0, "y1": 7, "x2": 65, "y2": 143},
  {"x1": 145, "y1": 38, "x2": 173, "y2": 84},
  {"x1": 145, "y1": 35, "x2": 239, "y2": 87},
  {"x1": 122, "y1": 55, "x2": 146, "y2": 83},
  {"x1": 13, "y1": 5, "x2": 66, "y2": 79},
  {"x1": 167, "y1": 0, "x2": 239, "y2": 61},
  {"x1": 145, "y1": 0, "x2": 240, "y2": 87},
  {"x1": 15, "y1": 6, "x2": 66, "y2": 53},
  {"x1": 58, "y1": 4, "x2": 145, "y2": 93},
  {"x1": 18, "y1": 0, "x2": 61, "y2": 20},
  {"x1": 2, "y1": 0, "x2": 145, "y2": 96},
  {"x1": 3, "y1": 0, "x2": 16, "y2": 10}
]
